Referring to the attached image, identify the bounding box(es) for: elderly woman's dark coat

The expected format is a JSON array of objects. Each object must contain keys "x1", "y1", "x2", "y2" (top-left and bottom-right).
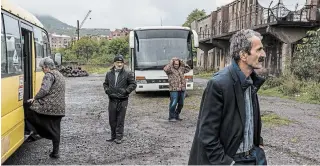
[{"x1": 26, "y1": 69, "x2": 65, "y2": 156}]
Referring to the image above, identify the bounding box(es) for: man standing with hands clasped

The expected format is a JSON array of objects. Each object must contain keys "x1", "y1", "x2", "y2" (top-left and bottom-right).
[{"x1": 103, "y1": 55, "x2": 136, "y2": 144}]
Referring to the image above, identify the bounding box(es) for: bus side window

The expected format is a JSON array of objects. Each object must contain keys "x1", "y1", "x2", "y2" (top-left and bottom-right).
[
  {"x1": 42, "y1": 31, "x2": 50, "y2": 57},
  {"x1": 1, "y1": 14, "x2": 7, "y2": 75},
  {"x1": 34, "y1": 27, "x2": 43, "y2": 71},
  {"x1": 3, "y1": 14, "x2": 23, "y2": 75}
]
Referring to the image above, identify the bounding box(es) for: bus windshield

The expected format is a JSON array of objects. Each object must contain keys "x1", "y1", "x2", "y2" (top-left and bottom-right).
[{"x1": 134, "y1": 29, "x2": 192, "y2": 70}]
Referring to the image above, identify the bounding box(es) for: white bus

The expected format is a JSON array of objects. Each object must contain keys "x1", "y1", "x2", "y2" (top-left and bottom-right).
[{"x1": 129, "y1": 26, "x2": 199, "y2": 93}]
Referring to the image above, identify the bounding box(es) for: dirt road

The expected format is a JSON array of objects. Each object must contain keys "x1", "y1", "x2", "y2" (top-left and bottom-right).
[{"x1": 4, "y1": 76, "x2": 320, "y2": 165}]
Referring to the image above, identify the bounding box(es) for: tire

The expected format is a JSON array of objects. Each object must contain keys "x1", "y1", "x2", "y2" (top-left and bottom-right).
[
  {"x1": 135, "y1": 91, "x2": 142, "y2": 94},
  {"x1": 184, "y1": 91, "x2": 189, "y2": 98}
]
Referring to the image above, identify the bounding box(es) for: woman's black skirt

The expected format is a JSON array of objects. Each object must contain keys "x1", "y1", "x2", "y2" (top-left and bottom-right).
[{"x1": 25, "y1": 109, "x2": 62, "y2": 142}]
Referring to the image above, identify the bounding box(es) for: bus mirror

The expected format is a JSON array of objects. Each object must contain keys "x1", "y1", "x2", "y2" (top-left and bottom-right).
[
  {"x1": 129, "y1": 31, "x2": 134, "y2": 48},
  {"x1": 193, "y1": 51, "x2": 197, "y2": 57},
  {"x1": 54, "y1": 53, "x2": 62, "y2": 66},
  {"x1": 192, "y1": 30, "x2": 199, "y2": 48}
]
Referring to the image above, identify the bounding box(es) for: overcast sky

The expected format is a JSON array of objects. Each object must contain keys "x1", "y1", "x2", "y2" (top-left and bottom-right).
[{"x1": 10, "y1": 0, "x2": 234, "y2": 30}]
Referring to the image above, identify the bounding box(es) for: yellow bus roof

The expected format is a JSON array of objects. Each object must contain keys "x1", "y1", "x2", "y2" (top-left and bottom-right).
[{"x1": 1, "y1": 0, "x2": 44, "y2": 28}]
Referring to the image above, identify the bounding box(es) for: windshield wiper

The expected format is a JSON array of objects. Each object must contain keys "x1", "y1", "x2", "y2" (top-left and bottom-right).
[{"x1": 138, "y1": 66, "x2": 163, "y2": 70}]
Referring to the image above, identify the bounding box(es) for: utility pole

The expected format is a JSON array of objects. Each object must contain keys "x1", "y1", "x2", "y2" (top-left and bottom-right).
[
  {"x1": 77, "y1": 20, "x2": 80, "y2": 40},
  {"x1": 75, "y1": 10, "x2": 91, "y2": 41},
  {"x1": 74, "y1": 10, "x2": 91, "y2": 60}
]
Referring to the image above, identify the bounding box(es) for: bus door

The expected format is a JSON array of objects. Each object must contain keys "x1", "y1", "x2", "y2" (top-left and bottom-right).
[
  {"x1": 21, "y1": 23, "x2": 36, "y2": 137},
  {"x1": 20, "y1": 23, "x2": 33, "y2": 110}
]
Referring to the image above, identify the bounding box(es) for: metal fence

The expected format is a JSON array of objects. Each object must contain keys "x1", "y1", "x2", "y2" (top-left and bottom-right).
[{"x1": 198, "y1": 4, "x2": 318, "y2": 40}]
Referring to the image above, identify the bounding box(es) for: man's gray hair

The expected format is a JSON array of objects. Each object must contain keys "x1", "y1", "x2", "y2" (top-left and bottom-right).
[
  {"x1": 229, "y1": 29, "x2": 263, "y2": 62},
  {"x1": 39, "y1": 57, "x2": 55, "y2": 69}
]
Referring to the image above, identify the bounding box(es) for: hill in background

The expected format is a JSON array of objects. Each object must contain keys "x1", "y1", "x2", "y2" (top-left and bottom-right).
[{"x1": 35, "y1": 15, "x2": 111, "y2": 37}]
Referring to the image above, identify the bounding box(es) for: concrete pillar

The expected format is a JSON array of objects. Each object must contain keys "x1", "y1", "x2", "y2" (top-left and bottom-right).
[
  {"x1": 207, "y1": 50, "x2": 213, "y2": 70},
  {"x1": 225, "y1": 48, "x2": 231, "y2": 66},
  {"x1": 203, "y1": 50, "x2": 209, "y2": 70},
  {"x1": 211, "y1": 49, "x2": 216, "y2": 69},
  {"x1": 220, "y1": 49, "x2": 224, "y2": 69},
  {"x1": 197, "y1": 48, "x2": 202, "y2": 67},
  {"x1": 281, "y1": 42, "x2": 292, "y2": 74},
  {"x1": 214, "y1": 48, "x2": 218, "y2": 70},
  {"x1": 198, "y1": 43, "x2": 214, "y2": 70}
]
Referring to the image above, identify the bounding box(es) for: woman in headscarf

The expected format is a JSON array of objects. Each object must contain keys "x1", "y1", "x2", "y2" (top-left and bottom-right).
[{"x1": 26, "y1": 57, "x2": 65, "y2": 158}]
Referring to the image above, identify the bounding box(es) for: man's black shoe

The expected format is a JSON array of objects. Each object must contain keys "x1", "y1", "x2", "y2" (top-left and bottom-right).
[
  {"x1": 114, "y1": 139, "x2": 122, "y2": 144},
  {"x1": 176, "y1": 118, "x2": 183, "y2": 121},
  {"x1": 49, "y1": 152, "x2": 60, "y2": 159},
  {"x1": 169, "y1": 118, "x2": 177, "y2": 122},
  {"x1": 106, "y1": 138, "x2": 115, "y2": 142}
]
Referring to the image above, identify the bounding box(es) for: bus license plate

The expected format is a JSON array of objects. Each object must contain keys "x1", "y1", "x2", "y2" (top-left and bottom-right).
[{"x1": 159, "y1": 85, "x2": 169, "y2": 89}]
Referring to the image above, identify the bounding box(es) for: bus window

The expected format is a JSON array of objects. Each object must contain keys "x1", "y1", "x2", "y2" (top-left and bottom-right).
[
  {"x1": 43, "y1": 42, "x2": 47, "y2": 57},
  {"x1": 3, "y1": 14, "x2": 23, "y2": 75},
  {"x1": 1, "y1": 14, "x2": 7, "y2": 74},
  {"x1": 42, "y1": 31, "x2": 50, "y2": 57},
  {"x1": 34, "y1": 27, "x2": 44, "y2": 70}
]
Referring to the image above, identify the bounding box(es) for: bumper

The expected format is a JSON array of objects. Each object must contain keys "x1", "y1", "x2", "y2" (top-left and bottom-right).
[{"x1": 135, "y1": 82, "x2": 194, "y2": 92}]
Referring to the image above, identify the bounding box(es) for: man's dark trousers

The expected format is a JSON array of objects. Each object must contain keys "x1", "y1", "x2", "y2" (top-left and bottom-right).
[{"x1": 108, "y1": 99, "x2": 128, "y2": 140}]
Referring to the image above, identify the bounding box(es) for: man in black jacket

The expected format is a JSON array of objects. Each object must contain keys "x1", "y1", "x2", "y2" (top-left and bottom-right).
[
  {"x1": 188, "y1": 29, "x2": 267, "y2": 165},
  {"x1": 103, "y1": 55, "x2": 137, "y2": 144}
]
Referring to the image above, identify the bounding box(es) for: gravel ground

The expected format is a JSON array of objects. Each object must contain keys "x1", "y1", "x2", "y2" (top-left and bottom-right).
[{"x1": 4, "y1": 76, "x2": 320, "y2": 165}]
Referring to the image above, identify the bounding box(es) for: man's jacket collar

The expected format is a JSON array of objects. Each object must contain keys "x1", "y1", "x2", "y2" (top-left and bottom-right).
[{"x1": 230, "y1": 59, "x2": 265, "y2": 92}]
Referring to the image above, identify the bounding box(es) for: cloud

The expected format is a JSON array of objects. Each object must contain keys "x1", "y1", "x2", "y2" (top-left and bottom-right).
[{"x1": 10, "y1": 0, "x2": 218, "y2": 30}]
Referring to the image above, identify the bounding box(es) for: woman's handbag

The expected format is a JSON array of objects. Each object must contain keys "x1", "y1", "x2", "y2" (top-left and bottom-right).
[{"x1": 29, "y1": 99, "x2": 45, "y2": 113}]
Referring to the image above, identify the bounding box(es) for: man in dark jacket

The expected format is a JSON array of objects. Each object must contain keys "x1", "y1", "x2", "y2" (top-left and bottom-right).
[
  {"x1": 188, "y1": 29, "x2": 267, "y2": 165},
  {"x1": 103, "y1": 55, "x2": 137, "y2": 144}
]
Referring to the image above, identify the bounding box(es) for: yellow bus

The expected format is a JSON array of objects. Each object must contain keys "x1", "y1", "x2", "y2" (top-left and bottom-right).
[{"x1": 1, "y1": 0, "x2": 57, "y2": 163}]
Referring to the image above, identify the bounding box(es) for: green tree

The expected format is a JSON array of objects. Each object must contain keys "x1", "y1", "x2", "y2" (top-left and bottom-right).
[
  {"x1": 52, "y1": 47, "x2": 75, "y2": 63},
  {"x1": 52, "y1": 47, "x2": 65, "y2": 54},
  {"x1": 292, "y1": 28, "x2": 320, "y2": 82},
  {"x1": 62, "y1": 49, "x2": 77, "y2": 62},
  {"x1": 99, "y1": 38, "x2": 109, "y2": 47},
  {"x1": 72, "y1": 37, "x2": 99, "y2": 62},
  {"x1": 107, "y1": 36, "x2": 129, "y2": 57},
  {"x1": 182, "y1": 9, "x2": 206, "y2": 27},
  {"x1": 98, "y1": 38, "x2": 110, "y2": 56}
]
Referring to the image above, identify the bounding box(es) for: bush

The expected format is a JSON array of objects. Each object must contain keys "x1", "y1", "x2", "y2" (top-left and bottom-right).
[
  {"x1": 81, "y1": 65, "x2": 110, "y2": 74},
  {"x1": 306, "y1": 82, "x2": 320, "y2": 101},
  {"x1": 262, "y1": 76, "x2": 283, "y2": 90},
  {"x1": 88, "y1": 54, "x2": 113, "y2": 65},
  {"x1": 292, "y1": 28, "x2": 320, "y2": 82},
  {"x1": 279, "y1": 74, "x2": 303, "y2": 96}
]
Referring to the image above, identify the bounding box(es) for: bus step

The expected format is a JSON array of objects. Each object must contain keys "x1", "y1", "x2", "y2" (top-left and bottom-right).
[{"x1": 24, "y1": 131, "x2": 34, "y2": 141}]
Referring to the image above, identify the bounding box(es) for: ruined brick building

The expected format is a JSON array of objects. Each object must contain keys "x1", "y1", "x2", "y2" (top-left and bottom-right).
[{"x1": 191, "y1": 0, "x2": 320, "y2": 76}]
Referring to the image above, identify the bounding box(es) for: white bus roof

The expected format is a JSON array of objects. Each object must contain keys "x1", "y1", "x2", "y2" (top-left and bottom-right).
[
  {"x1": 1, "y1": 0, "x2": 44, "y2": 28},
  {"x1": 133, "y1": 26, "x2": 191, "y2": 31}
]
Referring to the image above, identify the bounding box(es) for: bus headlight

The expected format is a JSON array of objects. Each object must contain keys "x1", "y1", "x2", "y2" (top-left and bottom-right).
[
  {"x1": 185, "y1": 75, "x2": 193, "y2": 82},
  {"x1": 136, "y1": 76, "x2": 147, "y2": 84},
  {"x1": 186, "y1": 78, "x2": 193, "y2": 82}
]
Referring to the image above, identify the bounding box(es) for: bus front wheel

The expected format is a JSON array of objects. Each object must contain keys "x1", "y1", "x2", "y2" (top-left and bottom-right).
[{"x1": 184, "y1": 91, "x2": 189, "y2": 98}]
